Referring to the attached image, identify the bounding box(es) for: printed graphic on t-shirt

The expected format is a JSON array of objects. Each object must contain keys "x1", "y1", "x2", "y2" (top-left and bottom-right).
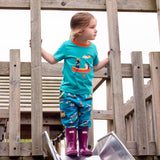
[{"x1": 72, "y1": 55, "x2": 91, "y2": 73}]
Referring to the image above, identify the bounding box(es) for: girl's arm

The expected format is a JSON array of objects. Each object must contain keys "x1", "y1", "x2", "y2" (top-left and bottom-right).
[
  {"x1": 94, "y1": 57, "x2": 109, "y2": 72},
  {"x1": 41, "y1": 48, "x2": 58, "y2": 64}
]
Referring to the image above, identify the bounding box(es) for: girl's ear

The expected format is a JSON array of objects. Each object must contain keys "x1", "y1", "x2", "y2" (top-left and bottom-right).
[
  {"x1": 77, "y1": 31, "x2": 82, "y2": 36},
  {"x1": 77, "y1": 29, "x2": 84, "y2": 36}
]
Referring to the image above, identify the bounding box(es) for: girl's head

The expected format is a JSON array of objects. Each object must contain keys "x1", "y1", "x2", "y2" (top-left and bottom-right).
[{"x1": 70, "y1": 12, "x2": 95, "y2": 39}]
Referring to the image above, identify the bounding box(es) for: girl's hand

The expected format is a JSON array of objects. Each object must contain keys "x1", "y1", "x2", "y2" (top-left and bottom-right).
[
  {"x1": 108, "y1": 51, "x2": 110, "y2": 56},
  {"x1": 29, "y1": 40, "x2": 31, "y2": 47}
]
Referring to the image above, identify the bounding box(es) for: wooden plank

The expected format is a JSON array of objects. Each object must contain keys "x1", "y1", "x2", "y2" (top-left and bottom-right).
[
  {"x1": 106, "y1": 0, "x2": 126, "y2": 144},
  {"x1": 121, "y1": 63, "x2": 150, "y2": 78},
  {"x1": 92, "y1": 110, "x2": 113, "y2": 120},
  {"x1": 0, "y1": 62, "x2": 9, "y2": 76},
  {"x1": 88, "y1": 112, "x2": 94, "y2": 150},
  {"x1": 126, "y1": 141, "x2": 137, "y2": 156},
  {"x1": 146, "y1": 100, "x2": 156, "y2": 155},
  {"x1": 123, "y1": 97, "x2": 134, "y2": 117},
  {"x1": 106, "y1": 79, "x2": 113, "y2": 132},
  {"x1": 9, "y1": 49, "x2": 20, "y2": 156},
  {"x1": 0, "y1": 109, "x2": 113, "y2": 123},
  {"x1": 0, "y1": 142, "x2": 32, "y2": 157},
  {"x1": 0, "y1": 61, "x2": 151, "y2": 78},
  {"x1": 0, "y1": 110, "x2": 62, "y2": 125},
  {"x1": 30, "y1": 0, "x2": 42, "y2": 156},
  {"x1": 93, "y1": 78, "x2": 105, "y2": 92},
  {"x1": 131, "y1": 51, "x2": 148, "y2": 155},
  {"x1": 156, "y1": 0, "x2": 160, "y2": 41},
  {"x1": 0, "y1": 109, "x2": 9, "y2": 118},
  {"x1": 0, "y1": 0, "x2": 157, "y2": 12},
  {"x1": 0, "y1": 104, "x2": 59, "y2": 108},
  {"x1": 149, "y1": 52, "x2": 160, "y2": 155},
  {"x1": 42, "y1": 63, "x2": 63, "y2": 77}
]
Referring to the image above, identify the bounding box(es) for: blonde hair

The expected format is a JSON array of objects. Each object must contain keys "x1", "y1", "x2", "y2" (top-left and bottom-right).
[{"x1": 70, "y1": 12, "x2": 95, "y2": 39}]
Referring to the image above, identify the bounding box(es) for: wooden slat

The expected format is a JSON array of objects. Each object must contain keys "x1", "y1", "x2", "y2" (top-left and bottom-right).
[
  {"x1": 126, "y1": 141, "x2": 137, "y2": 156},
  {"x1": 0, "y1": 74, "x2": 61, "y2": 109},
  {"x1": 92, "y1": 110, "x2": 113, "y2": 120},
  {"x1": 123, "y1": 97, "x2": 134, "y2": 117},
  {"x1": 0, "y1": 0, "x2": 157, "y2": 12},
  {"x1": 106, "y1": 79, "x2": 113, "y2": 132},
  {"x1": 93, "y1": 78, "x2": 105, "y2": 92},
  {"x1": 0, "y1": 109, "x2": 9, "y2": 118},
  {"x1": 9, "y1": 50, "x2": 21, "y2": 156},
  {"x1": 0, "y1": 62, "x2": 9, "y2": 76},
  {"x1": 131, "y1": 51, "x2": 148, "y2": 155},
  {"x1": 30, "y1": 0, "x2": 42, "y2": 155},
  {"x1": 0, "y1": 104, "x2": 60, "y2": 108},
  {"x1": 149, "y1": 52, "x2": 160, "y2": 155},
  {"x1": 0, "y1": 61, "x2": 151, "y2": 78},
  {"x1": 146, "y1": 100, "x2": 156, "y2": 155},
  {"x1": 156, "y1": 0, "x2": 160, "y2": 41},
  {"x1": 121, "y1": 63, "x2": 150, "y2": 78},
  {"x1": 106, "y1": 0, "x2": 126, "y2": 144},
  {"x1": 0, "y1": 142, "x2": 33, "y2": 157}
]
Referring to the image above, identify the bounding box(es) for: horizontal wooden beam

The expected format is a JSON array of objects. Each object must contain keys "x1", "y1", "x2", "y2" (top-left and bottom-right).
[
  {"x1": 0, "y1": 62, "x2": 151, "y2": 78},
  {"x1": 0, "y1": 111, "x2": 62, "y2": 125},
  {"x1": 0, "y1": 109, "x2": 113, "y2": 121},
  {"x1": 0, "y1": 0, "x2": 157, "y2": 12},
  {"x1": 92, "y1": 110, "x2": 113, "y2": 120},
  {"x1": 0, "y1": 142, "x2": 32, "y2": 156}
]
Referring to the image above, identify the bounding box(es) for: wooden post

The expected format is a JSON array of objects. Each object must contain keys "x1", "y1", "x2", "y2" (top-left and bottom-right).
[
  {"x1": 88, "y1": 114, "x2": 94, "y2": 150},
  {"x1": 156, "y1": 0, "x2": 160, "y2": 42},
  {"x1": 9, "y1": 49, "x2": 20, "y2": 156},
  {"x1": 106, "y1": 0, "x2": 126, "y2": 144},
  {"x1": 131, "y1": 51, "x2": 148, "y2": 155},
  {"x1": 149, "y1": 52, "x2": 160, "y2": 155},
  {"x1": 106, "y1": 79, "x2": 113, "y2": 132},
  {"x1": 30, "y1": 0, "x2": 42, "y2": 155}
]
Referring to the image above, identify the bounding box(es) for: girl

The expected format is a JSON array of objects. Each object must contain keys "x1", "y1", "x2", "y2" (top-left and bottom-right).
[{"x1": 41, "y1": 12, "x2": 109, "y2": 156}]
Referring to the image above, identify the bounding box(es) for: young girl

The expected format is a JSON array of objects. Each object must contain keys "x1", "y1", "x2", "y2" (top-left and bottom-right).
[{"x1": 41, "y1": 12, "x2": 109, "y2": 156}]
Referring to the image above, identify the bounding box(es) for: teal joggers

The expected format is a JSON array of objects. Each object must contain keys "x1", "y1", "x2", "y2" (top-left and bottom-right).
[{"x1": 59, "y1": 91, "x2": 92, "y2": 129}]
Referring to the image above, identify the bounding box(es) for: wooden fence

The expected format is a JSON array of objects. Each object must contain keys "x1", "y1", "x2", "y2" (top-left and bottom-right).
[
  {"x1": 1, "y1": 50, "x2": 160, "y2": 160},
  {"x1": 0, "y1": 49, "x2": 112, "y2": 158},
  {"x1": 0, "y1": 0, "x2": 160, "y2": 159}
]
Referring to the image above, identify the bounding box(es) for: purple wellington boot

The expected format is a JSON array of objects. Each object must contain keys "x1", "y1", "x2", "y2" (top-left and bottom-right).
[
  {"x1": 65, "y1": 128, "x2": 77, "y2": 156},
  {"x1": 78, "y1": 128, "x2": 92, "y2": 156}
]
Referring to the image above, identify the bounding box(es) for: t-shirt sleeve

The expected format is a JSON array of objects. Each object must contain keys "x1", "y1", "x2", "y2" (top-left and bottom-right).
[
  {"x1": 53, "y1": 42, "x2": 66, "y2": 61},
  {"x1": 93, "y1": 47, "x2": 99, "y2": 66}
]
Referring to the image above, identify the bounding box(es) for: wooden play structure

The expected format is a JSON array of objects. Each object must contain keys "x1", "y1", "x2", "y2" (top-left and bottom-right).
[{"x1": 0, "y1": 0, "x2": 160, "y2": 159}]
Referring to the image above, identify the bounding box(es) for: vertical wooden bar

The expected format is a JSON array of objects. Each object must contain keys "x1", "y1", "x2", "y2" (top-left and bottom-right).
[
  {"x1": 88, "y1": 115, "x2": 94, "y2": 150},
  {"x1": 149, "y1": 52, "x2": 160, "y2": 155},
  {"x1": 131, "y1": 51, "x2": 148, "y2": 155},
  {"x1": 106, "y1": 79, "x2": 113, "y2": 132},
  {"x1": 30, "y1": 0, "x2": 42, "y2": 155},
  {"x1": 156, "y1": 0, "x2": 160, "y2": 41},
  {"x1": 146, "y1": 100, "x2": 156, "y2": 155},
  {"x1": 9, "y1": 49, "x2": 20, "y2": 156},
  {"x1": 106, "y1": 0, "x2": 126, "y2": 144}
]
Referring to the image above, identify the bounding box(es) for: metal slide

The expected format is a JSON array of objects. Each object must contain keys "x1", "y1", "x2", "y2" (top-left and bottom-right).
[{"x1": 43, "y1": 131, "x2": 135, "y2": 160}]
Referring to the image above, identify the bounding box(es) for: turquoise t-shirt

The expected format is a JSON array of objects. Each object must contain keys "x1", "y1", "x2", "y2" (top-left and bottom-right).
[{"x1": 53, "y1": 39, "x2": 99, "y2": 94}]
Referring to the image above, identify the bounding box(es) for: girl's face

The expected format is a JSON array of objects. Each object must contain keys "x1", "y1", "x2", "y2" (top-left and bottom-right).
[{"x1": 78, "y1": 18, "x2": 97, "y2": 41}]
